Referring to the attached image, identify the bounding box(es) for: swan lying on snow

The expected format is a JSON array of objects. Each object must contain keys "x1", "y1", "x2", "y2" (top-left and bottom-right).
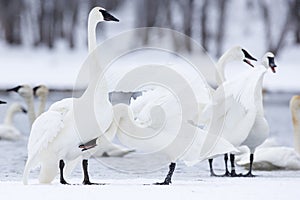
[
  {"x1": 22, "y1": 7, "x2": 119, "y2": 185},
  {"x1": 236, "y1": 95, "x2": 300, "y2": 170},
  {"x1": 0, "y1": 103, "x2": 27, "y2": 141}
]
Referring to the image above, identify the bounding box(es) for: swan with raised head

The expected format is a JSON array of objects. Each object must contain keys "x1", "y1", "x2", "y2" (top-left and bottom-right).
[
  {"x1": 124, "y1": 46, "x2": 257, "y2": 184},
  {"x1": 22, "y1": 7, "x2": 119, "y2": 185},
  {"x1": 236, "y1": 95, "x2": 300, "y2": 170},
  {"x1": 0, "y1": 103, "x2": 27, "y2": 141},
  {"x1": 218, "y1": 52, "x2": 277, "y2": 176},
  {"x1": 207, "y1": 46, "x2": 257, "y2": 176},
  {"x1": 33, "y1": 85, "x2": 49, "y2": 117},
  {"x1": 7, "y1": 85, "x2": 36, "y2": 126}
]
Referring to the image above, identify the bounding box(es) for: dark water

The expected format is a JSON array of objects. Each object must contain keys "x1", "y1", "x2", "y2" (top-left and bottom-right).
[{"x1": 0, "y1": 91, "x2": 299, "y2": 182}]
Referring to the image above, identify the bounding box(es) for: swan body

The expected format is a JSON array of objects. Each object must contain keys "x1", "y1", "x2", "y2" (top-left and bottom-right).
[
  {"x1": 22, "y1": 7, "x2": 119, "y2": 185},
  {"x1": 0, "y1": 103, "x2": 27, "y2": 141},
  {"x1": 236, "y1": 95, "x2": 300, "y2": 170}
]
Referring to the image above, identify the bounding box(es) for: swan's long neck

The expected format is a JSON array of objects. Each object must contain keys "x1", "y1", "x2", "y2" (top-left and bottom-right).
[
  {"x1": 290, "y1": 97, "x2": 300, "y2": 154},
  {"x1": 25, "y1": 96, "x2": 36, "y2": 126},
  {"x1": 216, "y1": 54, "x2": 230, "y2": 85},
  {"x1": 88, "y1": 14, "x2": 98, "y2": 53},
  {"x1": 37, "y1": 95, "x2": 47, "y2": 117},
  {"x1": 4, "y1": 107, "x2": 17, "y2": 125}
]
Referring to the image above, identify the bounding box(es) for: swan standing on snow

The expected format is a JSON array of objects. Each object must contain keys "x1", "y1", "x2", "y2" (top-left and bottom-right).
[
  {"x1": 207, "y1": 46, "x2": 257, "y2": 177},
  {"x1": 217, "y1": 52, "x2": 276, "y2": 177},
  {"x1": 7, "y1": 85, "x2": 36, "y2": 126},
  {"x1": 22, "y1": 7, "x2": 119, "y2": 185},
  {"x1": 0, "y1": 103, "x2": 27, "y2": 140},
  {"x1": 33, "y1": 85, "x2": 49, "y2": 117},
  {"x1": 236, "y1": 95, "x2": 300, "y2": 170}
]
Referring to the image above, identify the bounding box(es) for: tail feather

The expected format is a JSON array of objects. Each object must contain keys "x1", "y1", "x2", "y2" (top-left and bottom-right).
[{"x1": 22, "y1": 155, "x2": 38, "y2": 185}]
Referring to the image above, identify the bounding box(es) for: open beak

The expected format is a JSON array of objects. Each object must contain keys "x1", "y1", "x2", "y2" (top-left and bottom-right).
[
  {"x1": 270, "y1": 63, "x2": 277, "y2": 73},
  {"x1": 268, "y1": 57, "x2": 277, "y2": 73},
  {"x1": 0, "y1": 100, "x2": 6, "y2": 104},
  {"x1": 6, "y1": 85, "x2": 22, "y2": 93},
  {"x1": 242, "y1": 49, "x2": 257, "y2": 67},
  {"x1": 243, "y1": 59, "x2": 255, "y2": 67}
]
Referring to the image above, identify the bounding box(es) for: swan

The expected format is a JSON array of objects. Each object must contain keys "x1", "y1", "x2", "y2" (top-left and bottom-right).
[
  {"x1": 121, "y1": 46, "x2": 257, "y2": 184},
  {"x1": 22, "y1": 7, "x2": 119, "y2": 185},
  {"x1": 0, "y1": 103, "x2": 27, "y2": 141},
  {"x1": 235, "y1": 95, "x2": 300, "y2": 170},
  {"x1": 33, "y1": 85, "x2": 49, "y2": 117},
  {"x1": 7, "y1": 85, "x2": 36, "y2": 126},
  {"x1": 207, "y1": 46, "x2": 257, "y2": 176},
  {"x1": 216, "y1": 52, "x2": 277, "y2": 177}
]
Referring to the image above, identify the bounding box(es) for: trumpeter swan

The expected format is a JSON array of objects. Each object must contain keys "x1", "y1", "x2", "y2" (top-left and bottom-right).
[
  {"x1": 221, "y1": 52, "x2": 276, "y2": 177},
  {"x1": 7, "y1": 85, "x2": 36, "y2": 126},
  {"x1": 22, "y1": 7, "x2": 119, "y2": 185},
  {"x1": 236, "y1": 95, "x2": 300, "y2": 170},
  {"x1": 207, "y1": 46, "x2": 257, "y2": 176},
  {"x1": 33, "y1": 85, "x2": 49, "y2": 117},
  {"x1": 0, "y1": 103, "x2": 27, "y2": 141},
  {"x1": 123, "y1": 46, "x2": 257, "y2": 184}
]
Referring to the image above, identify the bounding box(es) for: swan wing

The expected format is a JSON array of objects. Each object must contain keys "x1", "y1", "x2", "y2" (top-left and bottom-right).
[{"x1": 27, "y1": 111, "x2": 65, "y2": 157}]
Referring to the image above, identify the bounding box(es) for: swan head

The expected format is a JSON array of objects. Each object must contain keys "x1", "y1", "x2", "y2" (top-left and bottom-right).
[
  {"x1": 9, "y1": 103, "x2": 27, "y2": 114},
  {"x1": 89, "y1": 7, "x2": 119, "y2": 23},
  {"x1": 33, "y1": 85, "x2": 49, "y2": 98},
  {"x1": 220, "y1": 46, "x2": 257, "y2": 67},
  {"x1": 261, "y1": 52, "x2": 277, "y2": 73},
  {"x1": 6, "y1": 85, "x2": 33, "y2": 98},
  {"x1": 0, "y1": 100, "x2": 6, "y2": 104}
]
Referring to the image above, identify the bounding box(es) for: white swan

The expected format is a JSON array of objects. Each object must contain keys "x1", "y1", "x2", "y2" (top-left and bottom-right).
[
  {"x1": 236, "y1": 95, "x2": 300, "y2": 170},
  {"x1": 22, "y1": 7, "x2": 119, "y2": 185},
  {"x1": 218, "y1": 52, "x2": 277, "y2": 176},
  {"x1": 205, "y1": 46, "x2": 257, "y2": 176},
  {"x1": 33, "y1": 85, "x2": 49, "y2": 117},
  {"x1": 124, "y1": 46, "x2": 257, "y2": 183},
  {"x1": 0, "y1": 103, "x2": 27, "y2": 141},
  {"x1": 7, "y1": 85, "x2": 36, "y2": 126}
]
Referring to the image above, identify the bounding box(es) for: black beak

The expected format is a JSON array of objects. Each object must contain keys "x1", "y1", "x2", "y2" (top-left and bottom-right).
[
  {"x1": 21, "y1": 107, "x2": 27, "y2": 114},
  {"x1": 100, "y1": 10, "x2": 119, "y2": 22},
  {"x1": 268, "y1": 57, "x2": 277, "y2": 73},
  {"x1": 0, "y1": 100, "x2": 6, "y2": 104},
  {"x1": 242, "y1": 49, "x2": 257, "y2": 61},
  {"x1": 243, "y1": 59, "x2": 255, "y2": 67},
  {"x1": 6, "y1": 85, "x2": 22, "y2": 93},
  {"x1": 33, "y1": 85, "x2": 41, "y2": 95}
]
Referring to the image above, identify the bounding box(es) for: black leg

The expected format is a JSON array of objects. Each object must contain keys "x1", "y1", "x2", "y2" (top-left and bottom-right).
[
  {"x1": 230, "y1": 154, "x2": 241, "y2": 177},
  {"x1": 223, "y1": 154, "x2": 230, "y2": 177},
  {"x1": 208, "y1": 159, "x2": 218, "y2": 177},
  {"x1": 82, "y1": 159, "x2": 99, "y2": 185},
  {"x1": 59, "y1": 160, "x2": 69, "y2": 185},
  {"x1": 154, "y1": 163, "x2": 176, "y2": 185},
  {"x1": 243, "y1": 153, "x2": 255, "y2": 177}
]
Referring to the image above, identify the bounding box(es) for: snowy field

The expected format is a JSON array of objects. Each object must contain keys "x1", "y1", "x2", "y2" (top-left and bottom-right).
[{"x1": 0, "y1": 91, "x2": 300, "y2": 200}]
